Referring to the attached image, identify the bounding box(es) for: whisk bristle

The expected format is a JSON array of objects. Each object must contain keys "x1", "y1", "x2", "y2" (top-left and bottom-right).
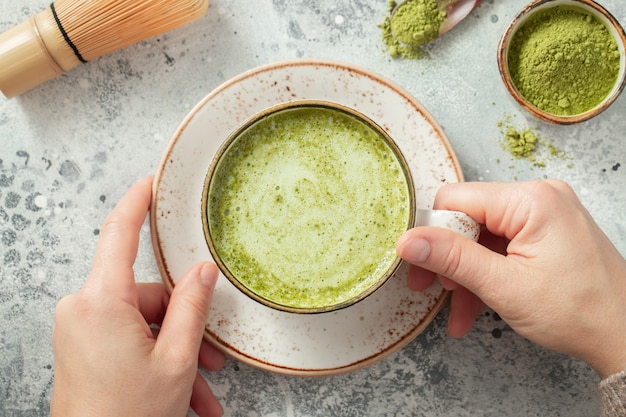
[{"x1": 52, "y1": 0, "x2": 209, "y2": 61}]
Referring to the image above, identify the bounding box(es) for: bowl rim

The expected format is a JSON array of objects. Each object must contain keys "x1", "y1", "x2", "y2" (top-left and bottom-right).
[
  {"x1": 497, "y1": 0, "x2": 626, "y2": 124},
  {"x1": 200, "y1": 98, "x2": 416, "y2": 314}
]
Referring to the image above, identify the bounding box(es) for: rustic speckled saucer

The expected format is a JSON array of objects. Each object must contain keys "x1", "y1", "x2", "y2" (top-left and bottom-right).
[{"x1": 151, "y1": 59, "x2": 467, "y2": 376}]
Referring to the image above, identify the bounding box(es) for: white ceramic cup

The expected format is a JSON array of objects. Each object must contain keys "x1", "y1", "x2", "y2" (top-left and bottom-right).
[{"x1": 416, "y1": 208, "x2": 480, "y2": 241}]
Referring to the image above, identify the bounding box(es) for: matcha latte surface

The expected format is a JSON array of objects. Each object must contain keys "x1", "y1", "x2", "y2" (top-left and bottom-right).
[{"x1": 205, "y1": 104, "x2": 413, "y2": 311}]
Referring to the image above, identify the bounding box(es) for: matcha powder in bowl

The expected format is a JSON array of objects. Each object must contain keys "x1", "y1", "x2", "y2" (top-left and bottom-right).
[{"x1": 499, "y1": 0, "x2": 626, "y2": 124}]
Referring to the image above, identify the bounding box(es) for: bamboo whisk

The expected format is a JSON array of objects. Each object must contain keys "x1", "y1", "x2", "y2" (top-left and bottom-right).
[{"x1": 0, "y1": 0, "x2": 209, "y2": 98}]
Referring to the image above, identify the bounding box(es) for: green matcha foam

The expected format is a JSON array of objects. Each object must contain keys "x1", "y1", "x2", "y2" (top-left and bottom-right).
[{"x1": 205, "y1": 104, "x2": 413, "y2": 311}]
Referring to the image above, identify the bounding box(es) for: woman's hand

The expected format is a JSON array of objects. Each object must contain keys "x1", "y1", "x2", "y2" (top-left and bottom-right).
[
  {"x1": 397, "y1": 180, "x2": 626, "y2": 378},
  {"x1": 51, "y1": 176, "x2": 225, "y2": 417}
]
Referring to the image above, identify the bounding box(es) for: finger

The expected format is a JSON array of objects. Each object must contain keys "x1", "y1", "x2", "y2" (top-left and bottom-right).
[
  {"x1": 447, "y1": 287, "x2": 485, "y2": 338},
  {"x1": 406, "y1": 263, "x2": 436, "y2": 291},
  {"x1": 157, "y1": 263, "x2": 218, "y2": 364},
  {"x1": 198, "y1": 340, "x2": 226, "y2": 372},
  {"x1": 433, "y1": 181, "x2": 531, "y2": 240},
  {"x1": 136, "y1": 282, "x2": 170, "y2": 325},
  {"x1": 439, "y1": 275, "x2": 460, "y2": 291},
  {"x1": 88, "y1": 176, "x2": 154, "y2": 298},
  {"x1": 190, "y1": 372, "x2": 224, "y2": 417},
  {"x1": 396, "y1": 226, "x2": 513, "y2": 308}
]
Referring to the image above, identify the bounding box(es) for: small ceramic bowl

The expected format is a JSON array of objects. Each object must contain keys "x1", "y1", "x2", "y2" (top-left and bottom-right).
[{"x1": 497, "y1": 0, "x2": 626, "y2": 124}]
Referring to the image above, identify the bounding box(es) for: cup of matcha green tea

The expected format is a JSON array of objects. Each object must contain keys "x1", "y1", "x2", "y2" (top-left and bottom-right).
[
  {"x1": 202, "y1": 100, "x2": 480, "y2": 314},
  {"x1": 497, "y1": 0, "x2": 626, "y2": 124}
]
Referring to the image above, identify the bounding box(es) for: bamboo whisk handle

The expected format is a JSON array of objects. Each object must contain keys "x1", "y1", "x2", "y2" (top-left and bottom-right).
[
  {"x1": 0, "y1": 0, "x2": 209, "y2": 99},
  {"x1": 0, "y1": 8, "x2": 81, "y2": 99}
]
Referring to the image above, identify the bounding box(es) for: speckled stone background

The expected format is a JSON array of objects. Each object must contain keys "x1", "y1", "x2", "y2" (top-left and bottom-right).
[{"x1": 0, "y1": 0, "x2": 624, "y2": 416}]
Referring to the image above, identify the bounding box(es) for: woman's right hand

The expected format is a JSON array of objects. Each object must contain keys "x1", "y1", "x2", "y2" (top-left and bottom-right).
[{"x1": 396, "y1": 180, "x2": 626, "y2": 378}]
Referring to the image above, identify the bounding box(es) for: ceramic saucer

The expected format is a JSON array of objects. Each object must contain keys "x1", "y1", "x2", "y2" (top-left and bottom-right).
[{"x1": 150, "y1": 59, "x2": 464, "y2": 376}]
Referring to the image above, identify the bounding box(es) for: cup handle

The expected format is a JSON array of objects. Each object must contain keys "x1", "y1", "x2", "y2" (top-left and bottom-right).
[{"x1": 415, "y1": 208, "x2": 481, "y2": 241}]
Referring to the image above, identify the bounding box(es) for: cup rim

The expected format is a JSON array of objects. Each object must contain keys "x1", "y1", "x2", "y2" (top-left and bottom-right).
[
  {"x1": 201, "y1": 99, "x2": 416, "y2": 314},
  {"x1": 497, "y1": 0, "x2": 626, "y2": 124}
]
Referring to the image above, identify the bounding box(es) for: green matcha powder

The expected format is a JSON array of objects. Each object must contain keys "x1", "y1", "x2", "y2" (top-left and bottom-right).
[
  {"x1": 380, "y1": 0, "x2": 445, "y2": 59},
  {"x1": 508, "y1": 5, "x2": 621, "y2": 116}
]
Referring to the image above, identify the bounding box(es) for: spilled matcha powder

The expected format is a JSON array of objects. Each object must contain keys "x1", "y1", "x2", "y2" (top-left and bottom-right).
[
  {"x1": 380, "y1": 0, "x2": 446, "y2": 59},
  {"x1": 507, "y1": 5, "x2": 621, "y2": 116},
  {"x1": 502, "y1": 125, "x2": 543, "y2": 166},
  {"x1": 497, "y1": 118, "x2": 569, "y2": 168}
]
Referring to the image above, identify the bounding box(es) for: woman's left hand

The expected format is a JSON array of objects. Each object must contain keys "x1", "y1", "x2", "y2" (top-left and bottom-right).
[{"x1": 51, "y1": 176, "x2": 225, "y2": 417}]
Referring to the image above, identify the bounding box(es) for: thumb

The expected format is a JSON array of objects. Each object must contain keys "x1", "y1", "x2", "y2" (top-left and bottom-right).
[
  {"x1": 157, "y1": 262, "x2": 218, "y2": 362},
  {"x1": 396, "y1": 226, "x2": 510, "y2": 304}
]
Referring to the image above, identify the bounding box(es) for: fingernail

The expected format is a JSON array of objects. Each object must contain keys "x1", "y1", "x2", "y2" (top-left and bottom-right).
[
  {"x1": 200, "y1": 263, "x2": 217, "y2": 291},
  {"x1": 400, "y1": 238, "x2": 431, "y2": 264}
]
